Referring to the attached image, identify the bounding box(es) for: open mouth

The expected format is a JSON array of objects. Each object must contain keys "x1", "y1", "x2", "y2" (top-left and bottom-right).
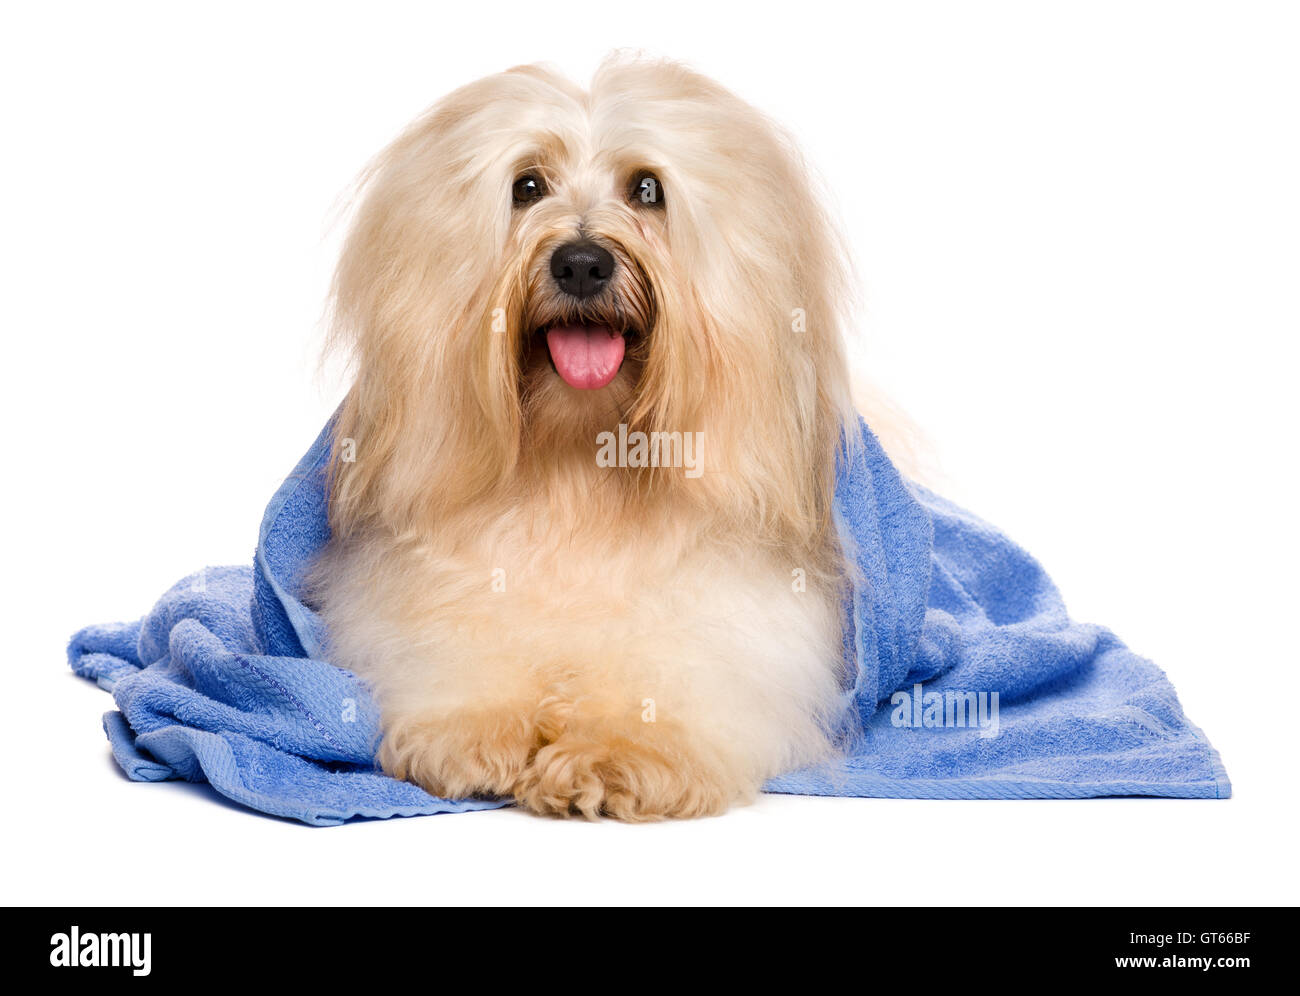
[{"x1": 543, "y1": 322, "x2": 627, "y2": 390}]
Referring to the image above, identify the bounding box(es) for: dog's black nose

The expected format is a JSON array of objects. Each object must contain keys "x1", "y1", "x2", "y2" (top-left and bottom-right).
[{"x1": 550, "y1": 240, "x2": 615, "y2": 299}]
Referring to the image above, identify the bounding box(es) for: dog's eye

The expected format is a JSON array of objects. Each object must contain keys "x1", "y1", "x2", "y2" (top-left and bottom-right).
[
  {"x1": 631, "y1": 172, "x2": 664, "y2": 208},
  {"x1": 512, "y1": 173, "x2": 546, "y2": 206}
]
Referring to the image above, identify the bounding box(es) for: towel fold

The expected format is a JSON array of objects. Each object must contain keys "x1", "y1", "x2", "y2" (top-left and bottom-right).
[{"x1": 69, "y1": 418, "x2": 1228, "y2": 824}]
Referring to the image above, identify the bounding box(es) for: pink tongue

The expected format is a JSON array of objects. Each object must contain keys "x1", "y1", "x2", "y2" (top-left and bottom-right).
[{"x1": 545, "y1": 324, "x2": 625, "y2": 390}]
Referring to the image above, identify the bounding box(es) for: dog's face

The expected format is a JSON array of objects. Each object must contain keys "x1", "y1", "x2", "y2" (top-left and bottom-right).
[
  {"x1": 503, "y1": 88, "x2": 665, "y2": 446},
  {"x1": 329, "y1": 59, "x2": 856, "y2": 552}
]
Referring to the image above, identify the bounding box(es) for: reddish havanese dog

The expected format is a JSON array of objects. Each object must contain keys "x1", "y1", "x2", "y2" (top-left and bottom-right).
[{"x1": 310, "y1": 56, "x2": 881, "y2": 819}]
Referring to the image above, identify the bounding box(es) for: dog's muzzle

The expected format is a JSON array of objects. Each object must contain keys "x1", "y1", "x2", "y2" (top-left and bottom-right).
[{"x1": 540, "y1": 239, "x2": 627, "y2": 390}]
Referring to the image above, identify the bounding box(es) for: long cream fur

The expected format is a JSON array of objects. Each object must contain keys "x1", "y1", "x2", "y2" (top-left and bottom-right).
[{"x1": 310, "y1": 56, "x2": 864, "y2": 819}]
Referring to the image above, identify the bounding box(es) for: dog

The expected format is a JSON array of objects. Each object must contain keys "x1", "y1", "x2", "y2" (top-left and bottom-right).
[{"x1": 310, "y1": 56, "x2": 872, "y2": 820}]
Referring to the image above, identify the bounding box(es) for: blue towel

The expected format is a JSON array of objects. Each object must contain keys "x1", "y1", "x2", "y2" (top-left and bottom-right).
[{"x1": 69, "y1": 419, "x2": 1229, "y2": 824}]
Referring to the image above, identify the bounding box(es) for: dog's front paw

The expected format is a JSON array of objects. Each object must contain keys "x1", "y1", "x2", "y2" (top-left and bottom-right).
[
  {"x1": 378, "y1": 709, "x2": 541, "y2": 800},
  {"x1": 511, "y1": 732, "x2": 740, "y2": 821}
]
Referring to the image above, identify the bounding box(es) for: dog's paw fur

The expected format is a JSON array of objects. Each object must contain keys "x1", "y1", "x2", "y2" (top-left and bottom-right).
[
  {"x1": 381, "y1": 696, "x2": 744, "y2": 819},
  {"x1": 377, "y1": 708, "x2": 540, "y2": 800},
  {"x1": 510, "y1": 727, "x2": 739, "y2": 821}
]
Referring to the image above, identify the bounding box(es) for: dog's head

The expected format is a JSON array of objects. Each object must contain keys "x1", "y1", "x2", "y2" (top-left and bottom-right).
[{"x1": 328, "y1": 57, "x2": 857, "y2": 550}]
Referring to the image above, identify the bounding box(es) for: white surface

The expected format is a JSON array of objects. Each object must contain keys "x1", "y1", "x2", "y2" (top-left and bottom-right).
[{"x1": 2, "y1": 1, "x2": 1296, "y2": 906}]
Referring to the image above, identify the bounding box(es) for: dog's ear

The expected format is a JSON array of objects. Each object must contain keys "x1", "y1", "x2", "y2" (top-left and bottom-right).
[
  {"x1": 324, "y1": 70, "x2": 577, "y2": 535},
  {"x1": 598, "y1": 58, "x2": 859, "y2": 549}
]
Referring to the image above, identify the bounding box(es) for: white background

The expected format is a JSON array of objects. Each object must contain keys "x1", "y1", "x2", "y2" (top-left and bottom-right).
[{"x1": 3, "y1": 1, "x2": 1296, "y2": 905}]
